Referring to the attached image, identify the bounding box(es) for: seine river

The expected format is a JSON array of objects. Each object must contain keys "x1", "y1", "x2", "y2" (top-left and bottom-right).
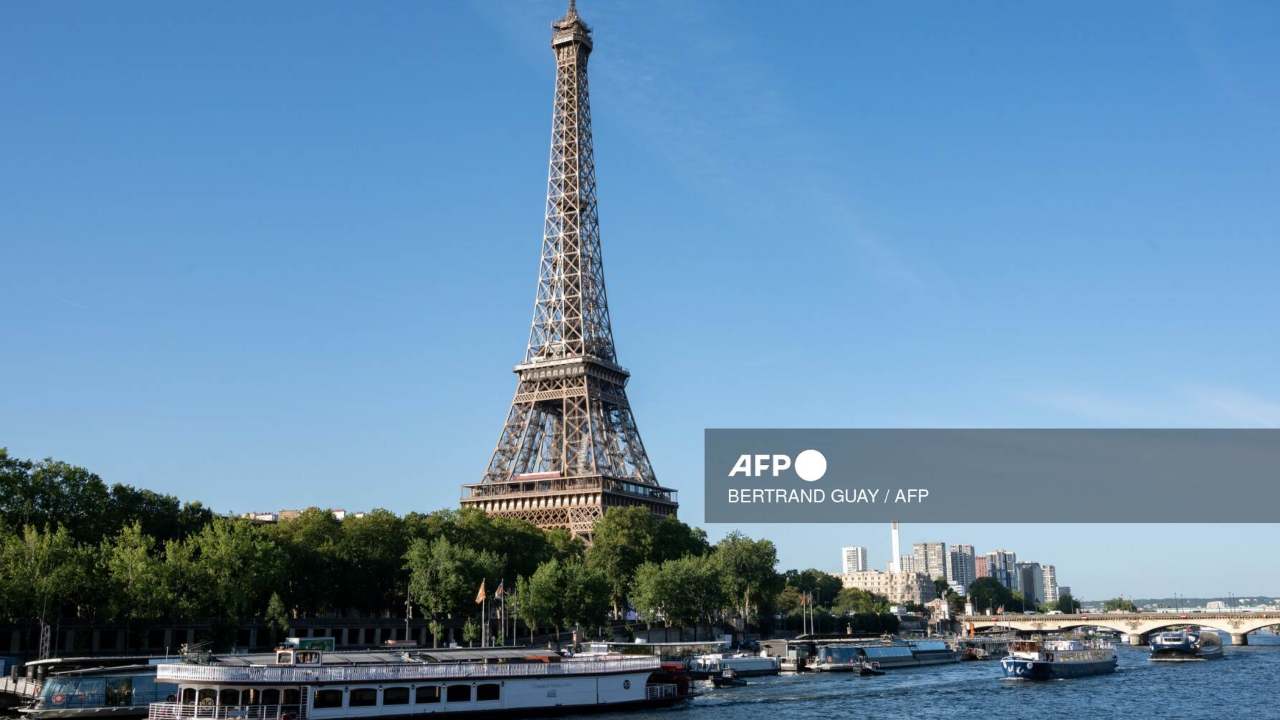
[{"x1": 618, "y1": 635, "x2": 1280, "y2": 720}]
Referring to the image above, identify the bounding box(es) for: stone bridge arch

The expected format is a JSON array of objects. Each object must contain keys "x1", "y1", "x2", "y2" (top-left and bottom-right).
[{"x1": 959, "y1": 612, "x2": 1280, "y2": 646}]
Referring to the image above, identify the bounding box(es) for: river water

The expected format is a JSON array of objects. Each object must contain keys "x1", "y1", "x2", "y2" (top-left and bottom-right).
[{"x1": 619, "y1": 636, "x2": 1280, "y2": 720}]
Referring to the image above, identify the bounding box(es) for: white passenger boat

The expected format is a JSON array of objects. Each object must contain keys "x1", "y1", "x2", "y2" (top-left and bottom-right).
[
  {"x1": 687, "y1": 653, "x2": 780, "y2": 678},
  {"x1": 812, "y1": 640, "x2": 959, "y2": 671},
  {"x1": 145, "y1": 647, "x2": 689, "y2": 719}
]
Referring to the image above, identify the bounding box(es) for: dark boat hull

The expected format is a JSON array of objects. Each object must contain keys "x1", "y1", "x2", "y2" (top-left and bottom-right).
[{"x1": 1001, "y1": 656, "x2": 1117, "y2": 680}]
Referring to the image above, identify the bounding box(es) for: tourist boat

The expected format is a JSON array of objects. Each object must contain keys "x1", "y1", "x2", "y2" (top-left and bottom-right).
[
  {"x1": 1149, "y1": 628, "x2": 1224, "y2": 661},
  {"x1": 21, "y1": 664, "x2": 176, "y2": 720},
  {"x1": 687, "y1": 653, "x2": 779, "y2": 678},
  {"x1": 145, "y1": 646, "x2": 689, "y2": 719},
  {"x1": 812, "y1": 640, "x2": 958, "y2": 671},
  {"x1": 1000, "y1": 639, "x2": 1117, "y2": 680}
]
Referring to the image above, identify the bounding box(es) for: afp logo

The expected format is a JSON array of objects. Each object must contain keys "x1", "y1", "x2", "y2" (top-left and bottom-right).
[{"x1": 728, "y1": 449, "x2": 827, "y2": 482}]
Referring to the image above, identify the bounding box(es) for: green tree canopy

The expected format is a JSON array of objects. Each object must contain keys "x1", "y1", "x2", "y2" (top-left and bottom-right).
[
  {"x1": 831, "y1": 587, "x2": 891, "y2": 616},
  {"x1": 1103, "y1": 597, "x2": 1137, "y2": 612},
  {"x1": 406, "y1": 536, "x2": 501, "y2": 642},
  {"x1": 967, "y1": 577, "x2": 1023, "y2": 613},
  {"x1": 103, "y1": 522, "x2": 173, "y2": 623},
  {"x1": 713, "y1": 532, "x2": 782, "y2": 625},
  {"x1": 782, "y1": 568, "x2": 843, "y2": 605},
  {"x1": 631, "y1": 554, "x2": 725, "y2": 630}
]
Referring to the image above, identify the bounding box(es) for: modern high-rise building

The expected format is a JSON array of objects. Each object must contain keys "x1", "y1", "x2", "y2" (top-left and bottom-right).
[
  {"x1": 912, "y1": 542, "x2": 948, "y2": 581},
  {"x1": 975, "y1": 555, "x2": 990, "y2": 579},
  {"x1": 899, "y1": 554, "x2": 917, "y2": 574},
  {"x1": 1041, "y1": 565, "x2": 1059, "y2": 603},
  {"x1": 889, "y1": 521, "x2": 902, "y2": 573},
  {"x1": 842, "y1": 546, "x2": 868, "y2": 575},
  {"x1": 1016, "y1": 562, "x2": 1045, "y2": 606},
  {"x1": 986, "y1": 550, "x2": 1017, "y2": 589},
  {"x1": 948, "y1": 544, "x2": 976, "y2": 590}
]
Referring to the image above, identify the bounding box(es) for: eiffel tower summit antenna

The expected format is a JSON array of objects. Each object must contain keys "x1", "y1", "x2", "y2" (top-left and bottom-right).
[{"x1": 460, "y1": 2, "x2": 678, "y2": 539}]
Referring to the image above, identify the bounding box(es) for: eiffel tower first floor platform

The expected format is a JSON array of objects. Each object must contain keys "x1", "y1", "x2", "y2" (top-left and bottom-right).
[{"x1": 460, "y1": 473, "x2": 678, "y2": 538}]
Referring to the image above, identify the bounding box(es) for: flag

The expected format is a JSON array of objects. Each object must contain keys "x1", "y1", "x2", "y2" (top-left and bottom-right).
[
  {"x1": 475, "y1": 579, "x2": 487, "y2": 605},
  {"x1": 495, "y1": 580, "x2": 505, "y2": 599}
]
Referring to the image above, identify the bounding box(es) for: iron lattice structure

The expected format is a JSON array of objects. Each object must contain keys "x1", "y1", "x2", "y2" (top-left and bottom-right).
[{"x1": 461, "y1": 1, "x2": 677, "y2": 538}]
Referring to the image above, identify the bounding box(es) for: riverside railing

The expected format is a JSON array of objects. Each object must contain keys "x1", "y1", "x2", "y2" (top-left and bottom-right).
[{"x1": 157, "y1": 657, "x2": 661, "y2": 684}]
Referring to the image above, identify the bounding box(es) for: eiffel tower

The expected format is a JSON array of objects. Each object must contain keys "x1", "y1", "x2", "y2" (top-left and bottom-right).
[{"x1": 460, "y1": 1, "x2": 678, "y2": 538}]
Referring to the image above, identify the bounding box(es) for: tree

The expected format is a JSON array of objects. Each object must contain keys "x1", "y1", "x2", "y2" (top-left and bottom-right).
[
  {"x1": 516, "y1": 557, "x2": 611, "y2": 641},
  {"x1": 713, "y1": 532, "x2": 781, "y2": 626},
  {"x1": 782, "y1": 569, "x2": 842, "y2": 605},
  {"x1": 0, "y1": 525, "x2": 95, "y2": 641},
  {"x1": 517, "y1": 567, "x2": 559, "y2": 638},
  {"x1": 967, "y1": 577, "x2": 1023, "y2": 613},
  {"x1": 559, "y1": 558, "x2": 611, "y2": 636},
  {"x1": 0, "y1": 455, "x2": 111, "y2": 544},
  {"x1": 406, "y1": 537, "x2": 501, "y2": 645},
  {"x1": 586, "y1": 508, "x2": 657, "y2": 614},
  {"x1": 183, "y1": 518, "x2": 287, "y2": 627},
  {"x1": 1104, "y1": 597, "x2": 1137, "y2": 612},
  {"x1": 651, "y1": 516, "x2": 710, "y2": 561},
  {"x1": 831, "y1": 587, "x2": 890, "y2": 616},
  {"x1": 265, "y1": 592, "x2": 290, "y2": 642},
  {"x1": 1055, "y1": 592, "x2": 1080, "y2": 613},
  {"x1": 631, "y1": 555, "x2": 724, "y2": 633},
  {"x1": 336, "y1": 509, "x2": 408, "y2": 613},
  {"x1": 265, "y1": 508, "x2": 342, "y2": 616},
  {"x1": 103, "y1": 522, "x2": 173, "y2": 624},
  {"x1": 462, "y1": 617, "x2": 479, "y2": 647},
  {"x1": 932, "y1": 577, "x2": 950, "y2": 600}
]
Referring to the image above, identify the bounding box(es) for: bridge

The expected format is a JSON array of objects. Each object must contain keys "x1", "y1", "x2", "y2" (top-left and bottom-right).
[{"x1": 958, "y1": 611, "x2": 1280, "y2": 646}]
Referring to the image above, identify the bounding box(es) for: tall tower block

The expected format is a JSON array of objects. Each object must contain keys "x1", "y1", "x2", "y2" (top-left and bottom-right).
[
  {"x1": 460, "y1": 2, "x2": 678, "y2": 538},
  {"x1": 890, "y1": 521, "x2": 902, "y2": 573}
]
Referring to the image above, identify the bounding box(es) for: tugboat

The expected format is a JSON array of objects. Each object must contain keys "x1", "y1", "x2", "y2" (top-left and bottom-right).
[
  {"x1": 1001, "y1": 638, "x2": 1117, "y2": 680},
  {"x1": 1149, "y1": 628, "x2": 1224, "y2": 661},
  {"x1": 709, "y1": 669, "x2": 748, "y2": 688}
]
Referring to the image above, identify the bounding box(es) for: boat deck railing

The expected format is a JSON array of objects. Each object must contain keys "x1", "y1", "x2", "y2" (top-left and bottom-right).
[
  {"x1": 149, "y1": 702, "x2": 305, "y2": 720},
  {"x1": 158, "y1": 657, "x2": 660, "y2": 684}
]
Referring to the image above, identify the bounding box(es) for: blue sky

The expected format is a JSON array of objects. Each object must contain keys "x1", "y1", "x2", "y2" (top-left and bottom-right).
[{"x1": 3, "y1": 1, "x2": 1278, "y2": 599}]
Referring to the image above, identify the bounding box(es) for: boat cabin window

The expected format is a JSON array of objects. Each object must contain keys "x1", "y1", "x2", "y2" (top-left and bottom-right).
[
  {"x1": 295, "y1": 651, "x2": 322, "y2": 665},
  {"x1": 262, "y1": 689, "x2": 280, "y2": 706},
  {"x1": 198, "y1": 689, "x2": 217, "y2": 706},
  {"x1": 181, "y1": 688, "x2": 197, "y2": 704},
  {"x1": 219, "y1": 689, "x2": 240, "y2": 706},
  {"x1": 446, "y1": 685, "x2": 471, "y2": 703},
  {"x1": 382, "y1": 687, "x2": 409, "y2": 705},
  {"x1": 314, "y1": 689, "x2": 343, "y2": 708},
  {"x1": 415, "y1": 686, "x2": 440, "y2": 704},
  {"x1": 283, "y1": 689, "x2": 301, "y2": 706},
  {"x1": 349, "y1": 689, "x2": 377, "y2": 707},
  {"x1": 476, "y1": 684, "x2": 500, "y2": 702}
]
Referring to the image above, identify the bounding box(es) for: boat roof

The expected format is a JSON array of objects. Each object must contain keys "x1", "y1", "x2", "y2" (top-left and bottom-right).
[
  {"x1": 207, "y1": 648, "x2": 560, "y2": 667},
  {"x1": 47, "y1": 664, "x2": 157, "y2": 677},
  {"x1": 23, "y1": 655, "x2": 161, "y2": 668}
]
